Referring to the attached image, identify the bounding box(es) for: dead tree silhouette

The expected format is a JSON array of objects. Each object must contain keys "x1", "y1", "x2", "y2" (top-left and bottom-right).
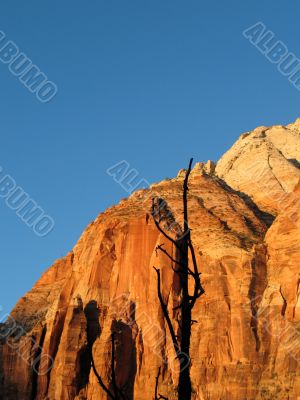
[
  {"x1": 152, "y1": 158, "x2": 205, "y2": 400},
  {"x1": 90, "y1": 331, "x2": 128, "y2": 400}
]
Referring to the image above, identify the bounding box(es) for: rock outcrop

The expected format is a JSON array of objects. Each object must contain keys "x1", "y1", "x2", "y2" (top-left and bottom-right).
[
  {"x1": 215, "y1": 120, "x2": 300, "y2": 215},
  {"x1": 1, "y1": 119, "x2": 300, "y2": 400}
]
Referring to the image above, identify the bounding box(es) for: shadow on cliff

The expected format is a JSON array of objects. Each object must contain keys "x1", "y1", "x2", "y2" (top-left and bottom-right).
[
  {"x1": 215, "y1": 176, "x2": 275, "y2": 228},
  {"x1": 110, "y1": 317, "x2": 137, "y2": 400},
  {"x1": 77, "y1": 300, "x2": 101, "y2": 393},
  {"x1": 79, "y1": 300, "x2": 137, "y2": 400}
]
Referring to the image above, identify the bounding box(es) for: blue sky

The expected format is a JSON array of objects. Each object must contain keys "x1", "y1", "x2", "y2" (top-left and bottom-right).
[{"x1": 1, "y1": 0, "x2": 300, "y2": 313}]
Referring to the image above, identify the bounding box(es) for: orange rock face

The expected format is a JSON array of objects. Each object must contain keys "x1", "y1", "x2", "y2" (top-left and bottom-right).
[{"x1": 1, "y1": 119, "x2": 300, "y2": 400}]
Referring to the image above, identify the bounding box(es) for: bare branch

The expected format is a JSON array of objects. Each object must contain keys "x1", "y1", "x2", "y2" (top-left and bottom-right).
[
  {"x1": 111, "y1": 332, "x2": 118, "y2": 395},
  {"x1": 188, "y1": 240, "x2": 205, "y2": 309},
  {"x1": 154, "y1": 367, "x2": 169, "y2": 400},
  {"x1": 156, "y1": 245, "x2": 182, "y2": 268},
  {"x1": 151, "y1": 199, "x2": 181, "y2": 251},
  {"x1": 153, "y1": 267, "x2": 180, "y2": 355},
  {"x1": 110, "y1": 333, "x2": 128, "y2": 400},
  {"x1": 90, "y1": 332, "x2": 129, "y2": 400},
  {"x1": 154, "y1": 367, "x2": 160, "y2": 400},
  {"x1": 90, "y1": 350, "x2": 116, "y2": 400}
]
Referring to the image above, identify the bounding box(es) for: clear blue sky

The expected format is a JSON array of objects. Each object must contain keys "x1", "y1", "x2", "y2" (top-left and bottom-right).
[{"x1": 1, "y1": 0, "x2": 300, "y2": 313}]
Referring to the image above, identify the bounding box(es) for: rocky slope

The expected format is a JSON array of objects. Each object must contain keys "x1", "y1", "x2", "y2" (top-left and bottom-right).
[{"x1": 1, "y1": 119, "x2": 300, "y2": 400}]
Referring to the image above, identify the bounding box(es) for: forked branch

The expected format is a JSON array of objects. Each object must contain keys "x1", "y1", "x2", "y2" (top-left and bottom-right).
[
  {"x1": 188, "y1": 240, "x2": 205, "y2": 309},
  {"x1": 154, "y1": 367, "x2": 169, "y2": 400},
  {"x1": 91, "y1": 332, "x2": 128, "y2": 400},
  {"x1": 151, "y1": 199, "x2": 181, "y2": 251},
  {"x1": 153, "y1": 267, "x2": 180, "y2": 355}
]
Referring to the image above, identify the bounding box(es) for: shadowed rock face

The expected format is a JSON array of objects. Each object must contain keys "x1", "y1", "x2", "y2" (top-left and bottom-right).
[{"x1": 1, "y1": 119, "x2": 300, "y2": 400}]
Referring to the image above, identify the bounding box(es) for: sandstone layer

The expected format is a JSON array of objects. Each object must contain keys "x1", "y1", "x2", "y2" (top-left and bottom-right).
[
  {"x1": 1, "y1": 119, "x2": 300, "y2": 400},
  {"x1": 216, "y1": 119, "x2": 300, "y2": 215}
]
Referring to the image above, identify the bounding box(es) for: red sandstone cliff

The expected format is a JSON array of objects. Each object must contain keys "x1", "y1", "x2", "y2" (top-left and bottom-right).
[{"x1": 1, "y1": 119, "x2": 300, "y2": 400}]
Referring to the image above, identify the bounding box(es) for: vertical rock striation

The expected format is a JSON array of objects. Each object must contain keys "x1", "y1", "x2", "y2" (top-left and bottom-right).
[{"x1": 1, "y1": 118, "x2": 300, "y2": 399}]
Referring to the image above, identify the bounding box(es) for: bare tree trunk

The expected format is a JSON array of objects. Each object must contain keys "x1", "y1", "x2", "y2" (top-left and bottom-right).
[
  {"x1": 177, "y1": 161, "x2": 192, "y2": 400},
  {"x1": 152, "y1": 158, "x2": 204, "y2": 400}
]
